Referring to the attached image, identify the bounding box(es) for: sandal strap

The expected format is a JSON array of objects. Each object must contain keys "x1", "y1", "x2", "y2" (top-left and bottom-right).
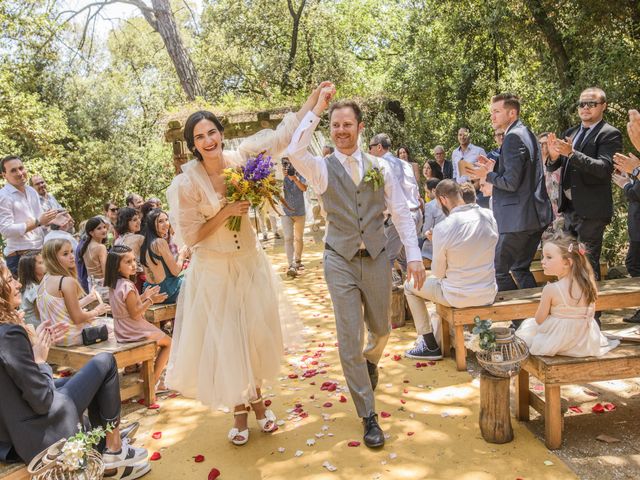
[
  {"x1": 233, "y1": 409, "x2": 249, "y2": 416},
  {"x1": 248, "y1": 396, "x2": 264, "y2": 404}
]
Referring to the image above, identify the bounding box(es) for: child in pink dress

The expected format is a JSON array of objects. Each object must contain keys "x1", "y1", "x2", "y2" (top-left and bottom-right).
[{"x1": 105, "y1": 245, "x2": 171, "y2": 390}]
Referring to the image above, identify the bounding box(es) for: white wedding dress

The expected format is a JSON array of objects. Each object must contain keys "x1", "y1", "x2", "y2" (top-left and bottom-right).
[{"x1": 165, "y1": 113, "x2": 300, "y2": 409}]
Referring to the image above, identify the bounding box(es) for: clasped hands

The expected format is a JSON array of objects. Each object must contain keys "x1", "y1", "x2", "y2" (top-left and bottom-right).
[
  {"x1": 468, "y1": 155, "x2": 496, "y2": 183},
  {"x1": 612, "y1": 151, "x2": 640, "y2": 188}
]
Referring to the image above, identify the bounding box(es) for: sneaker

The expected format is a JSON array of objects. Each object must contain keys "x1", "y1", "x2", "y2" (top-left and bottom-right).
[
  {"x1": 104, "y1": 460, "x2": 151, "y2": 479},
  {"x1": 624, "y1": 310, "x2": 640, "y2": 324},
  {"x1": 103, "y1": 439, "x2": 148, "y2": 469},
  {"x1": 405, "y1": 338, "x2": 443, "y2": 360},
  {"x1": 294, "y1": 261, "x2": 305, "y2": 271},
  {"x1": 286, "y1": 266, "x2": 298, "y2": 278}
]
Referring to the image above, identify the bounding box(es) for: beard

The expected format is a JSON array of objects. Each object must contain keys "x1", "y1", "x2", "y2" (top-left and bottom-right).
[{"x1": 438, "y1": 201, "x2": 450, "y2": 216}]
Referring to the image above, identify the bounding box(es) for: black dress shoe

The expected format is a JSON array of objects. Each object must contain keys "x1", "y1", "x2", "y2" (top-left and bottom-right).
[
  {"x1": 366, "y1": 360, "x2": 378, "y2": 391},
  {"x1": 624, "y1": 310, "x2": 640, "y2": 324},
  {"x1": 362, "y1": 414, "x2": 385, "y2": 448}
]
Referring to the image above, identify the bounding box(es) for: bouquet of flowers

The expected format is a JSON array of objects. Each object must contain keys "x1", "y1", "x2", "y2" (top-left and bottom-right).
[
  {"x1": 223, "y1": 151, "x2": 285, "y2": 232},
  {"x1": 60, "y1": 424, "x2": 111, "y2": 471}
]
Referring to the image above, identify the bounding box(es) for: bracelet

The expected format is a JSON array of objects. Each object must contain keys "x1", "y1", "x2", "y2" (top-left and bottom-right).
[
  {"x1": 632, "y1": 166, "x2": 640, "y2": 179},
  {"x1": 34, "y1": 218, "x2": 41, "y2": 228}
]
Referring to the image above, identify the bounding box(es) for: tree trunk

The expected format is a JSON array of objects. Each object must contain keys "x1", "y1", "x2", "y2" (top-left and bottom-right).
[
  {"x1": 479, "y1": 370, "x2": 513, "y2": 444},
  {"x1": 147, "y1": 0, "x2": 204, "y2": 101},
  {"x1": 281, "y1": 0, "x2": 307, "y2": 92}
]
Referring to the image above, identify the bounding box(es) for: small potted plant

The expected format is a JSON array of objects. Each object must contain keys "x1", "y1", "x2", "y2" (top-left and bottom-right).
[{"x1": 28, "y1": 424, "x2": 112, "y2": 479}]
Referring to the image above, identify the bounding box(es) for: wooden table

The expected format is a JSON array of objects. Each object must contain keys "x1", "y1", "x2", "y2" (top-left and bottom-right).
[
  {"x1": 515, "y1": 343, "x2": 640, "y2": 449},
  {"x1": 144, "y1": 303, "x2": 176, "y2": 328},
  {"x1": 48, "y1": 339, "x2": 157, "y2": 406},
  {"x1": 437, "y1": 277, "x2": 640, "y2": 371}
]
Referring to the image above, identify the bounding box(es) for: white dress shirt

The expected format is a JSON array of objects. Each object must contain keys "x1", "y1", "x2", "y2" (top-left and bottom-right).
[
  {"x1": 382, "y1": 152, "x2": 420, "y2": 210},
  {"x1": 0, "y1": 184, "x2": 44, "y2": 255},
  {"x1": 39, "y1": 193, "x2": 63, "y2": 212},
  {"x1": 431, "y1": 203, "x2": 498, "y2": 307},
  {"x1": 288, "y1": 111, "x2": 421, "y2": 263},
  {"x1": 451, "y1": 143, "x2": 487, "y2": 183}
]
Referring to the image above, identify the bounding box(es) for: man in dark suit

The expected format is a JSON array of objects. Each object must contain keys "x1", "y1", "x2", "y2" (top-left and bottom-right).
[
  {"x1": 472, "y1": 93, "x2": 552, "y2": 292},
  {"x1": 547, "y1": 88, "x2": 623, "y2": 285}
]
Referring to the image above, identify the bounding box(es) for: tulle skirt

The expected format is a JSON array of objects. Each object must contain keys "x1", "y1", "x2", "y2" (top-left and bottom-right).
[{"x1": 165, "y1": 245, "x2": 299, "y2": 409}]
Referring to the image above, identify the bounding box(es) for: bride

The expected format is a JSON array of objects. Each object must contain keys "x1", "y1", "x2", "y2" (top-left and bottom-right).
[{"x1": 165, "y1": 82, "x2": 330, "y2": 446}]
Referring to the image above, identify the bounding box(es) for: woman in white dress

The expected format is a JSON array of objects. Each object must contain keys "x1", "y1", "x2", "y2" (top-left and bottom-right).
[
  {"x1": 165, "y1": 83, "x2": 329, "y2": 445},
  {"x1": 516, "y1": 232, "x2": 618, "y2": 357}
]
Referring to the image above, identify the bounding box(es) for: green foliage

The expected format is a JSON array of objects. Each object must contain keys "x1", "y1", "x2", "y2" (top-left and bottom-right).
[{"x1": 472, "y1": 317, "x2": 497, "y2": 351}]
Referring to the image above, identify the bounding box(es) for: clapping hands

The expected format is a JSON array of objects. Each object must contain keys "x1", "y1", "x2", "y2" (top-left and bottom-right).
[
  {"x1": 469, "y1": 155, "x2": 496, "y2": 182},
  {"x1": 33, "y1": 320, "x2": 68, "y2": 364},
  {"x1": 628, "y1": 110, "x2": 640, "y2": 152},
  {"x1": 312, "y1": 83, "x2": 336, "y2": 116},
  {"x1": 142, "y1": 285, "x2": 168, "y2": 305},
  {"x1": 613, "y1": 152, "x2": 640, "y2": 175},
  {"x1": 547, "y1": 133, "x2": 573, "y2": 160}
]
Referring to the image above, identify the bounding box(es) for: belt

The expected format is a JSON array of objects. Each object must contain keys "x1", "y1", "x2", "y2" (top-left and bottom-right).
[
  {"x1": 6, "y1": 250, "x2": 30, "y2": 257},
  {"x1": 325, "y1": 243, "x2": 372, "y2": 258}
]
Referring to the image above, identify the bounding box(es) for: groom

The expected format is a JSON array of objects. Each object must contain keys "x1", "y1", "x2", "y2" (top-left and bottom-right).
[{"x1": 288, "y1": 86, "x2": 425, "y2": 448}]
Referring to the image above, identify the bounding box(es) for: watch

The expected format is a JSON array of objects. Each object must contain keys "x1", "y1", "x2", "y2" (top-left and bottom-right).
[
  {"x1": 34, "y1": 218, "x2": 41, "y2": 228},
  {"x1": 632, "y1": 166, "x2": 640, "y2": 179}
]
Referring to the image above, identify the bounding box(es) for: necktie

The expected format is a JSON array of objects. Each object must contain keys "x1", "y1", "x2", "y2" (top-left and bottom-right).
[
  {"x1": 573, "y1": 127, "x2": 590, "y2": 151},
  {"x1": 347, "y1": 156, "x2": 361, "y2": 185}
]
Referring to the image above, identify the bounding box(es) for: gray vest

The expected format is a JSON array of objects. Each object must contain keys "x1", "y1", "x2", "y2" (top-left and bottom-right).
[{"x1": 321, "y1": 153, "x2": 386, "y2": 260}]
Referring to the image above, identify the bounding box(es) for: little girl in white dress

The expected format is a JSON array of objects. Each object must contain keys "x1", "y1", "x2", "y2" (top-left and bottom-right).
[{"x1": 516, "y1": 232, "x2": 619, "y2": 357}]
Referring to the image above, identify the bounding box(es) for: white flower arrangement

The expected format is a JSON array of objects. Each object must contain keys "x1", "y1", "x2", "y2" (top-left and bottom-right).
[{"x1": 59, "y1": 424, "x2": 112, "y2": 472}]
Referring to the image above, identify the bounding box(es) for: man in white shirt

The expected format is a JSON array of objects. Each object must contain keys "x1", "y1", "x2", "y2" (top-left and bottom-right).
[
  {"x1": 451, "y1": 127, "x2": 486, "y2": 183},
  {"x1": 404, "y1": 180, "x2": 498, "y2": 360},
  {"x1": 369, "y1": 133, "x2": 422, "y2": 286},
  {"x1": 0, "y1": 156, "x2": 58, "y2": 275},
  {"x1": 288, "y1": 86, "x2": 426, "y2": 448},
  {"x1": 30, "y1": 175, "x2": 63, "y2": 212}
]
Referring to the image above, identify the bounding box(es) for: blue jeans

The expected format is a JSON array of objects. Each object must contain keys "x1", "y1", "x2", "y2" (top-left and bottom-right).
[{"x1": 6, "y1": 255, "x2": 21, "y2": 277}]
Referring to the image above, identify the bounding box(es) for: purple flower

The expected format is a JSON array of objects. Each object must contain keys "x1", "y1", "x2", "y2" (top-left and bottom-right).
[{"x1": 243, "y1": 152, "x2": 273, "y2": 181}]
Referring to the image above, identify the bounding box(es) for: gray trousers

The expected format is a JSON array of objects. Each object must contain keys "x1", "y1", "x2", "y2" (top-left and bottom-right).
[
  {"x1": 324, "y1": 249, "x2": 391, "y2": 418},
  {"x1": 384, "y1": 209, "x2": 423, "y2": 271}
]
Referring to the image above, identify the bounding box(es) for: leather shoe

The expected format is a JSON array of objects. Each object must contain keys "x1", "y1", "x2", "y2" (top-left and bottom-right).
[
  {"x1": 366, "y1": 360, "x2": 378, "y2": 391},
  {"x1": 624, "y1": 310, "x2": 640, "y2": 324},
  {"x1": 362, "y1": 414, "x2": 385, "y2": 448}
]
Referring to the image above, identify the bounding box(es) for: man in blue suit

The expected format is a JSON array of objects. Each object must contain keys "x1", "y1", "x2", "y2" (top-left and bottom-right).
[{"x1": 472, "y1": 93, "x2": 552, "y2": 292}]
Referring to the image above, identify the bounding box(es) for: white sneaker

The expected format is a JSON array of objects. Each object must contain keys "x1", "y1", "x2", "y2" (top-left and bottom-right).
[
  {"x1": 104, "y1": 460, "x2": 151, "y2": 479},
  {"x1": 103, "y1": 439, "x2": 148, "y2": 469}
]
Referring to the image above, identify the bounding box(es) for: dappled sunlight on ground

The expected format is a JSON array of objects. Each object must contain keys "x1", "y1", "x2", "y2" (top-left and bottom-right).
[{"x1": 123, "y1": 232, "x2": 576, "y2": 479}]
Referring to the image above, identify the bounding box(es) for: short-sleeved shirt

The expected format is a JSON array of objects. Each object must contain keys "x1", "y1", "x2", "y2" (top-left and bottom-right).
[
  {"x1": 283, "y1": 174, "x2": 307, "y2": 217},
  {"x1": 451, "y1": 143, "x2": 487, "y2": 183}
]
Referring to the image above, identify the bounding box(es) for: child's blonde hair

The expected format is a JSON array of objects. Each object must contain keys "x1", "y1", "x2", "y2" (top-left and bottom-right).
[
  {"x1": 41, "y1": 239, "x2": 85, "y2": 298},
  {"x1": 544, "y1": 231, "x2": 598, "y2": 305}
]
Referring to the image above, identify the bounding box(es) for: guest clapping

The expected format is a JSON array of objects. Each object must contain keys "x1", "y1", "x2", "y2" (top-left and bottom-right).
[{"x1": 18, "y1": 250, "x2": 45, "y2": 327}]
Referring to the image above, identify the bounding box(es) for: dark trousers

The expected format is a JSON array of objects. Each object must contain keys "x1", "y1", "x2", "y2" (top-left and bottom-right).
[
  {"x1": 54, "y1": 353, "x2": 121, "y2": 430},
  {"x1": 495, "y1": 228, "x2": 545, "y2": 292},
  {"x1": 626, "y1": 241, "x2": 640, "y2": 277},
  {"x1": 6, "y1": 255, "x2": 21, "y2": 277},
  {"x1": 562, "y1": 210, "x2": 609, "y2": 281}
]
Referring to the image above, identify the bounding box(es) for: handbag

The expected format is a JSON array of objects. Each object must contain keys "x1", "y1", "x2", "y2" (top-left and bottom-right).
[{"x1": 81, "y1": 324, "x2": 108, "y2": 346}]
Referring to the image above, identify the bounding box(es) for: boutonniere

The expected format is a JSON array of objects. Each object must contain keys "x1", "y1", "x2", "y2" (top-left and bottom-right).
[{"x1": 363, "y1": 167, "x2": 384, "y2": 191}]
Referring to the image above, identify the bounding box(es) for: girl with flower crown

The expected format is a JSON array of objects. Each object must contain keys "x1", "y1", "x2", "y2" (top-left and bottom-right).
[
  {"x1": 516, "y1": 232, "x2": 619, "y2": 357},
  {"x1": 165, "y1": 82, "x2": 331, "y2": 446}
]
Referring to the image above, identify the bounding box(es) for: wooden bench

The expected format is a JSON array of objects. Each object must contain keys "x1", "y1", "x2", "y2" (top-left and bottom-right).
[
  {"x1": 528, "y1": 260, "x2": 608, "y2": 286},
  {"x1": 144, "y1": 303, "x2": 176, "y2": 329},
  {"x1": 0, "y1": 463, "x2": 28, "y2": 480},
  {"x1": 515, "y1": 343, "x2": 640, "y2": 449},
  {"x1": 47, "y1": 339, "x2": 157, "y2": 406},
  {"x1": 437, "y1": 277, "x2": 640, "y2": 371}
]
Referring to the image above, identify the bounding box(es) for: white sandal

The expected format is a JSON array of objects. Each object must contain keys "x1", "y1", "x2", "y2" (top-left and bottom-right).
[
  {"x1": 228, "y1": 409, "x2": 249, "y2": 445},
  {"x1": 250, "y1": 397, "x2": 278, "y2": 433}
]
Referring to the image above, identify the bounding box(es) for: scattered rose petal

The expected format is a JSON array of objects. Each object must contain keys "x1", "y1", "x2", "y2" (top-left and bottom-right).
[
  {"x1": 389, "y1": 453, "x2": 397, "y2": 460},
  {"x1": 604, "y1": 402, "x2": 616, "y2": 411},
  {"x1": 147, "y1": 403, "x2": 160, "y2": 410},
  {"x1": 151, "y1": 432, "x2": 162, "y2": 439},
  {"x1": 428, "y1": 361, "x2": 436, "y2": 366},
  {"x1": 278, "y1": 447, "x2": 285, "y2": 453},
  {"x1": 264, "y1": 399, "x2": 272, "y2": 407},
  {"x1": 339, "y1": 395, "x2": 347, "y2": 403},
  {"x1": 392, "y1": 355, "x2": 401, "y2": 361},
  {"x1": 323, "y1": 402, "x2": 333, "y2": 408},
  {"x1": 592, "y1": 403, "x2": 605, "y2": 413},
  {"x1": 288, "y1": 374, "x2": 299, "y2": 379},
  {"x1": 322, "y1": 461, "x2": 338, "y2": 472},
  {"x1": 193, "y1": 455, "x2": 205, "y2": 463},
  {"x1": 295, "y1": 450, "x2": 304, "y2": 457},
  {"x1": 347, "y1": 441, "x2": 361, "y2": 447},
  {"x1": 568, "y1": 406, "x2": 582, "y2": 414},
  {"x1": 306, "y1": 438, "x2": 316, "y2": 446},
  {"x1": 400, "y1": 399, "x2": 406, "y2": 405},
  {"x1": 168, "y1": 392, "x2": 178, "y2": 398},
  {"x1": 59, "y1": 369, "x2": 72, "y2": 378},
  {"x1": 150, "y1": 452, "x2": 161, "y2": 461},
  {"x1": 380, "y1": 411, "x2": 391, "y2": 418},
  {"x1": 208, "y1": 468, "x2": 221, "y2": 480},
  {"x1": 543, "y1": 460, "x2": 554, "y2": 466},
  {"x1": 583, "y1": 389, "x2": 599, "y2": 397},
  {"x1": 407, "y1": 432, "x2": 415, "y2": 436},
  {"x1": 137, "y1": 399, "x2": 146, "y2": 405}
]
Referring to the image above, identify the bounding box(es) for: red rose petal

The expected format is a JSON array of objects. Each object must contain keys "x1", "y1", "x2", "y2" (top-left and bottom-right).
[
  {"x1": 592, "y1": 403, "x2": 605, "y2": 413},
  {"x1": 403, "y1": 380, "x2": 410, "y2": 384},
  {"x1": 347, "y1": 441, "x2": 361, "y2": 447},
  {"x1": 428, "y1": 361, "x2": 436, "y2": 366},
  {"x1": 193, "y1": 454, "x2": 205, "y2": 463},
  {"x1": 147, "y1": 403, "x2": 160, "y2": 410},
  {"x1": 407, "y1": 432, "x2": 415, "y2": 436},
  {"x1": 392, "y1": 354, "x2": 401, "y2": 361},
  {"x1": 151, "y1": 432, "x2": 162, "y2": 439},
  {"x1": 400, "y1": 399, "x2": 406, "y2": 404},
  {"x1": 168, "y1": 392, "x2": 178, "y2": 398},
  {"x1": 323, "y1": 402, "x2": 333, "y2": 408},
  {"x1": 295, "y1": 403, "x2": 303, "y2": 408},
  {"x1": 208, "y1": 468, "x2": 221, "y2": 480},
  {"x1": 288, "y1": 374, "x2": 299, "y2": 379},
  {"x1": 339, "y1": 395, "x2": 347, "y2": 403},
  {"x1": 380, "y1": 411, "x2": 391, "y2": 418},
  {"x1": 264, "y1": 399, "x2": 272, "y2": 407},
  {"x1": 137, "y1": 399, "x2": 146, "y2": 405},
  {"x1": 299, "y1": 412, "x2": 309, "y2": 418},
  {"x1": 604, "y1": 402, "x2": 616, "y2": 411},
  {"x1": 150, "y1": 452, "x2": 161, "y2": 461},
  {"x1": 384, "y1": 353, "x2": 390, "y2": 357},
  {"x1": 403, "y1": 388, "x2": 408, "y2": 394},
  {"x1": 568, "y1": 406, "x2": 582, "y2": 414}
]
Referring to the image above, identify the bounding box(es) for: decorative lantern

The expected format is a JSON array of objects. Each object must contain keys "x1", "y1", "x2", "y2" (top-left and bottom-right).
[{"x1": 476, "y1": 327, "x2": 529, "y2": 378}]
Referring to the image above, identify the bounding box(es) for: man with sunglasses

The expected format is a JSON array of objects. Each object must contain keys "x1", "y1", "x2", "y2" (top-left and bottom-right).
[{"x1": 547, "y1": 88, "x2": 622, "y2": 323}]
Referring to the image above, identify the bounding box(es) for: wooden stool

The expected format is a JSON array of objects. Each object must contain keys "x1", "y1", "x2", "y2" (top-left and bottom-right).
[
  {"x1": 390, "y1": 287, "x2": 406, "y2": 328},
  {"x1": 479, "y1": 370, "x2": 513, "y2": 444}
]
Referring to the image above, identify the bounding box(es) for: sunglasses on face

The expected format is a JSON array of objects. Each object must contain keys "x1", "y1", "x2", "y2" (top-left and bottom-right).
[
  {"x1": 578, "y1": 101, "x2": 603, "y2": 109},
  {"x1": 369, "y1": 143, "x2": 380, "y2": 149}
]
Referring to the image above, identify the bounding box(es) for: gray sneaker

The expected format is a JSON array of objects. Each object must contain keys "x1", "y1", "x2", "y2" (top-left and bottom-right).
[
  {"x1": 103, "y1": 439, "x2": 148, "y2": 469},
  {"x1": 405, "y1": 338, "x2": 443, "y2": 360}
]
